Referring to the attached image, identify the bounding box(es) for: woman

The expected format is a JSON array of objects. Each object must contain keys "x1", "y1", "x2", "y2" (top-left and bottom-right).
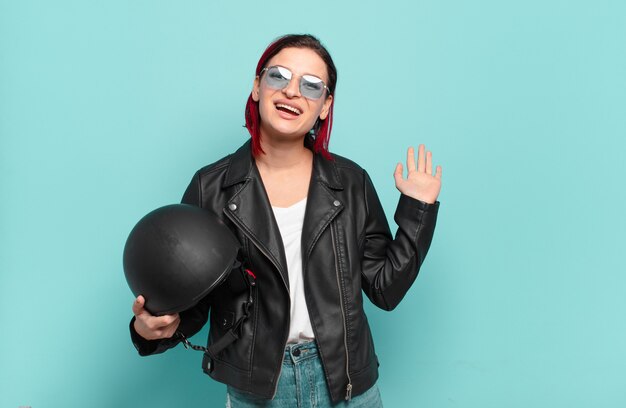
[{"x1": 130, "y1": 34, "x2": 442, "y2": 407}]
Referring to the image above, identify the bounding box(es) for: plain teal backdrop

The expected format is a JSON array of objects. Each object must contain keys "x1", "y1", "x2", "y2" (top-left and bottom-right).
[{"x1": 1, "y1": 0, "x2": 625, "y2": 407}]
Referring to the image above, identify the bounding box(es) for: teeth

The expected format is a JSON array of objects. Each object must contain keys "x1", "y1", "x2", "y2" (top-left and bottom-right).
[{"x1": 276, "y1": 104, "x2": 301, "y2": 115}]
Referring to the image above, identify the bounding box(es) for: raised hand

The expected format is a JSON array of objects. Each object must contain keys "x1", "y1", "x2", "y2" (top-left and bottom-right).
[
  {"x1": 132, "y1": 295, "x2": 181, "y2": 340},
  {"x1": 393, "y1": 144, "x2": 442, "y2": 204}
]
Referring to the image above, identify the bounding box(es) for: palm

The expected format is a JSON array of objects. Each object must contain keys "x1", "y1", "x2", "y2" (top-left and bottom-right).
[{"x1": 394, "y1": 145, "x2": 442, "y2": 204}]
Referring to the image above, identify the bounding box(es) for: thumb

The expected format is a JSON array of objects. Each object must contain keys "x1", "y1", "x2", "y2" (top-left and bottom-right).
[
  {"x1": 132, "y1": 295, "x2": 146, "y2": 316},
  {"x1": 393, "y1": 162, "x2": 403, "y2": 184}
]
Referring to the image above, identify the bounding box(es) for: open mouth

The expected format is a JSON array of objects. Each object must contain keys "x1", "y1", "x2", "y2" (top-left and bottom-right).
[{"x1": 275, "y1": 103, "x2": 302, "y2": 116}]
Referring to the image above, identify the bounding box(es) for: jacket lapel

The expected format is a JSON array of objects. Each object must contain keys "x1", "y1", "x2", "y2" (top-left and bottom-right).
[
  {"x1": 222, "y1": 142, "x2": 290, "y2": 290},
  {"x1": 302, "y1": 153, "x2": 344, "y2": 264}
]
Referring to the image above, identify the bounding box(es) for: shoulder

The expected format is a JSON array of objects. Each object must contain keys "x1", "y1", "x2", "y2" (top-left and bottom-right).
[
  {"x1": 194, "y1": 154, "x2": 232, "y2": 180},
  {"x1": 314, "y1": 151, "x2": 379, "y2": 196},
  {"x1": 181, "y1": 143, "x2": 249, "y2": 208},
  {"x1": 328, "y1": 152, "x2": 366, "y2": 175},
  {"x1": 193, "y1": 141, "x2": 252, "y2": 183},
  {"x1": 326, "y1": 152, "x2": 373, "y2": 188}
]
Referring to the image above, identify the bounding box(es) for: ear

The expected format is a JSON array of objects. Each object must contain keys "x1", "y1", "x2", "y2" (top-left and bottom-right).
[
  {"x1": 319, "y1": 94, "x2": 333, "y2": 120},
  {"x1": 252, "y1": 77, "x2": 260, "y2": 102}
]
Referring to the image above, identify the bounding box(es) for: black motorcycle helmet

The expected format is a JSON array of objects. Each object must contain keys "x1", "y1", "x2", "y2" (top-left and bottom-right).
[{"x1": 123, "y1": 204, "x2": 241, "y2": 315}]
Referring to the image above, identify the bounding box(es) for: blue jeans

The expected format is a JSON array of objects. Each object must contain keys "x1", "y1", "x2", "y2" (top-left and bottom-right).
[{"x1": 225, "y1": 341, "x2": 383, "y2": 407}]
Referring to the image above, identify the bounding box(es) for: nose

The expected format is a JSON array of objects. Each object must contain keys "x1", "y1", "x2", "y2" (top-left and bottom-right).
[{"x1": 282, "y1": 76, "x2": 301, "y2": 98}]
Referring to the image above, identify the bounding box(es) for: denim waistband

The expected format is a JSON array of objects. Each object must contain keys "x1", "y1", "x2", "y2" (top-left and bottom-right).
[{"x1": 283, "y1": 341, "x2": 318, "y2": 365}]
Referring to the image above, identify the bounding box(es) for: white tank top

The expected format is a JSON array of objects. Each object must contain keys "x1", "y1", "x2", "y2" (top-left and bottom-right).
[{"x1": 271, "y1": 197, "x2": 315, "y2": 343}]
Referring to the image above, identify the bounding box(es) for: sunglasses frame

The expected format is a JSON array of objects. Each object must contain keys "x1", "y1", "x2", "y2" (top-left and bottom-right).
[{"x1": 259, "y1": 65, "x2": 331, "y2": 100}]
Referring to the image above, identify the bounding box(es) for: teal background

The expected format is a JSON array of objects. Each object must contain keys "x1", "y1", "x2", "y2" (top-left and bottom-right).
[{"x1": 1, "y1": 0, "x2": 625, "y2": 406}]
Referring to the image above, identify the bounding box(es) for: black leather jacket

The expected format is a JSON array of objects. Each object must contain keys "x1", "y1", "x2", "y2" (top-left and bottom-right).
[{"x1": 130, "y1": 140, "x2": 439, "y2": 403}]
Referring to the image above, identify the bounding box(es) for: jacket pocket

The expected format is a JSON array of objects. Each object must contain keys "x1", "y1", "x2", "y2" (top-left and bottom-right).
[{"x1": 207, "y1": 282, "x2": 255, "y2": 372}]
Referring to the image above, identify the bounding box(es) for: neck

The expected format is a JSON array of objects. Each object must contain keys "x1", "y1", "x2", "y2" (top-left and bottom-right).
[{"x1": 256, "y1": 134, "x2": 312, "y2": 170}]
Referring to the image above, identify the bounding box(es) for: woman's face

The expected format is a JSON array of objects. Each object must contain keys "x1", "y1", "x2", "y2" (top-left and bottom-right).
[{"x1": 252, "y1": 47, "x2": 333, "y2": 142}]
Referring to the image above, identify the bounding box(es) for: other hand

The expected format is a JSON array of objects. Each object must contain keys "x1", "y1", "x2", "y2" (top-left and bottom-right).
[{"x1": 393, "y1": 144, "x2": 442, "y2": 204}]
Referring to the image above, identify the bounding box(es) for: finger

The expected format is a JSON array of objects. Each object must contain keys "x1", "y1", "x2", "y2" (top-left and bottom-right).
[
  {"x1": 406, "y1": 147, "x2": 416, "y2": 172},
  {"x1": 147, "y1": 312, "x2": 180, "y2": 329},
  {"x1": 132, "y1": 295, "x2": 145, "y2": 316},
  {"x1": 393, "y1": 162, "x2": 403, "y2": 182},
  {"x1": 162, "y1": 317, "x2": 181, "y2": 338},
  {"x1": 158, "y1": 313, "x2": 180, "y2": 327},
  {"x1": 393, "y1": 163, "x2": 404, "y2": 187},
  {"x1": 154, "y1": 315, "x2": 180, "y2": 337},
  {"x1": 426, "y1": 151, "x2": 432, "y2": 175},
  {"x1": 165, "y1": 315, "x2": 181, "y2": 330},
  {"x1": 145, "y1": 316, "x2": 170, "y2": 330},
  {"x1": 417, "y1": 144, "x2": 426, "y2": 173},
  {"x1": 435, "y1": 165, "x2": 442, "y2": 179}
]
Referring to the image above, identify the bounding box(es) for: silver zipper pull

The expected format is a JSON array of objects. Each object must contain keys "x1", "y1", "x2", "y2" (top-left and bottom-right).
[{"x1": 345, "y1": 383, "x2": 353, "y2": 401}]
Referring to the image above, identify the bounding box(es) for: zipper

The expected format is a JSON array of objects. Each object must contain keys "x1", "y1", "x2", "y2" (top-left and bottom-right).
[
  {"x1": 223, "y1": 207, "x2": 290, "y2": 399},
  {"x1": 223, "y1": 207, "x2": 288, "y2": 291},
  {"x1": 330, "y1": 223, "x2": 352, "y2": 401}
]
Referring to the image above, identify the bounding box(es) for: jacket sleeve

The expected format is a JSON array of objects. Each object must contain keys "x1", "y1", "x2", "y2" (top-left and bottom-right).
[
  {"x1": 360, "y1": 170, "x2": 439, "y2": 311},
  {"x1": 129, "y1": 171, "x2": 212, "y2": 356}
]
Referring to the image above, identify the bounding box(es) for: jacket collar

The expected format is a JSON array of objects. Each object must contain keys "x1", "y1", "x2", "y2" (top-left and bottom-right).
[{"x1": 223, "y1": 140, "x2": 344, "y2": 191}]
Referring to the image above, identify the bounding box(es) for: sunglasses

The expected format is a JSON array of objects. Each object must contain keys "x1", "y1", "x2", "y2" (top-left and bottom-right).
[{"x1": 260, "y1": 65, "x2": 330, "y2": 100}]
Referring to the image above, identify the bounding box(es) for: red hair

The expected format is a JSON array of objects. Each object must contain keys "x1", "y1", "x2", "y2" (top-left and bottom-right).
[{"x1": 244, "y1": 34, "x2": 337, "y2": 160}]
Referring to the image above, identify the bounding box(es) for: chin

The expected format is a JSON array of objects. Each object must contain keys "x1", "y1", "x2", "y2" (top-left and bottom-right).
[
  {"x1": 262, "y1": 123, "x2": 312, "y2": 141},
  {"x1": 270, "y1": 131, "x2": 307, "y2": 142}
]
